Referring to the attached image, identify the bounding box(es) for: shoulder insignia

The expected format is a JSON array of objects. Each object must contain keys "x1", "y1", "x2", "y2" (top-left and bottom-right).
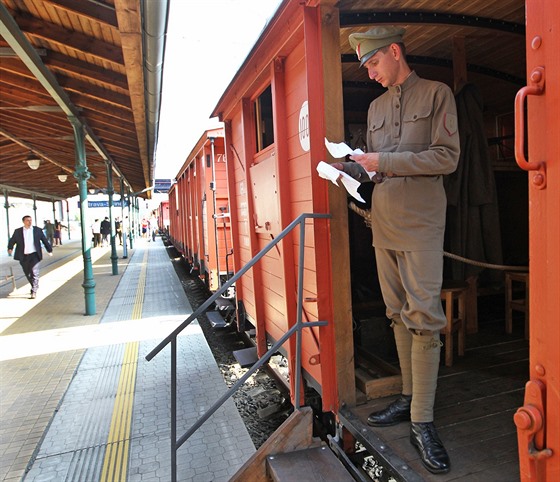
[{"x1": 443, "y1": 113, "x2": 458, "y2": 136}]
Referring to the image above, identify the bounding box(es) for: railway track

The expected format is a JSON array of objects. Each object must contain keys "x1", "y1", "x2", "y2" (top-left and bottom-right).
[{"x1": 163, "y1": 236, "x2": 292, "y2": 448}]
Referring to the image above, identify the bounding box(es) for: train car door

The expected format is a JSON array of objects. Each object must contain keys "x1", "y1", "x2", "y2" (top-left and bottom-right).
[{"x1": 515, "y1": 0, "x2": 559, "y2": 479}]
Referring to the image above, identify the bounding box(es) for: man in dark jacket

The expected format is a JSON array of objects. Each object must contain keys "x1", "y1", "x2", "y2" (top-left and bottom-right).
[
  {"x1": 100, "y1": 216, "x2": 111, "y2": 247},
  {"x1": 8, "y1": 215, "x2": 53, "y2": 299}
]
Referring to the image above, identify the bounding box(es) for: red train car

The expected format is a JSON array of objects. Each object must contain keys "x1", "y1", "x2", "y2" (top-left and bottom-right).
[
  {"x1": 157, "y1": 200, "x2": 169, "y2": 234},
  {"x1": 167, "y1": 1, "x2": 559, "y2": 480},
  {"x1": 167, "y1": 128, "x2": 233, "y2": 292}
]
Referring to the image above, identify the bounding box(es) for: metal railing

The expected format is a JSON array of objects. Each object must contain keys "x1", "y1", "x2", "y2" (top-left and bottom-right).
[{"x1": 145, "y1": 212, "x2": 331, "y2": 482}]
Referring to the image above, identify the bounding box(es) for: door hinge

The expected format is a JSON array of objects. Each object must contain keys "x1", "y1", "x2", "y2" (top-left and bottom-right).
[{"x1": 514, "y1": 379, "x2": 553, "y2": 480}]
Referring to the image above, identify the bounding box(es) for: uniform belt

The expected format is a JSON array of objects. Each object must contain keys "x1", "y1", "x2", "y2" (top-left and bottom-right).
[{"x1": 385, "y1": 173, "x2": 439, "y2": 178}]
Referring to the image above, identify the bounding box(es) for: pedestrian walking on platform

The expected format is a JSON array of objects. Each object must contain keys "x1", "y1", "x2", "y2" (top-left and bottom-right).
[
  {"x1": 8, "y1": 215, "x2": 53, "y2": 299},
  {"x1": 44, "y1": 220, "x2": 55, "y2": 247},
  {"x1": 100, "y1": 217, "x2": 111, "y2": 247},
  {"x1": 91, "y1": 219, "x2": 101, "y2": 247},
  {"x1": 115, "y1": 217, "x2": 123, "y2": 245},
  {"x1": 53, "y1": 219, "x2": 66, "y2": 246}
]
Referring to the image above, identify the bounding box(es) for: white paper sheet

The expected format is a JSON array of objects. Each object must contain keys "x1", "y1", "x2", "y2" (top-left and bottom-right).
[
  {"x1": 316, "y1": 161, "x2": 365, "y2": 203},
  {"x1": 324, "y1": 138, "x2": 364, "y2": 158},
  {"x1": 324, "y1": 137, "x2": 377, "y2": 180}
]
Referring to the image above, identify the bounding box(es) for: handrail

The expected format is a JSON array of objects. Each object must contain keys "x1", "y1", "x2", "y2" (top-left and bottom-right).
[
  {"x1": 145, "y1": 212, "x2": 331, "y2": 482},
  {"x1": 177, "y1": 318, "x2": 328, "y2": 448},
  {"x1": 145, "y1": 212, "x2": 330, "y2": 361}
]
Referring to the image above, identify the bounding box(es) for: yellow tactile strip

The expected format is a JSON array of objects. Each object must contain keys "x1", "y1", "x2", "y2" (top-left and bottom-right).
[
  {"x1": 0, "y1": 243, "x2": 132, "y2": 482},
  {"x1": 99, "y1": 341, "x2": 139, "y2": 481},
  {"x1": 100, "y1": 249, "x2": 147, "y2": 481}
]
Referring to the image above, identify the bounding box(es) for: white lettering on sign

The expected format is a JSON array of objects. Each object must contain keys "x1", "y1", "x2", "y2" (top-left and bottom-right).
[{"x1": 299, "y1": 101, "x2": 310, "y2": 152}]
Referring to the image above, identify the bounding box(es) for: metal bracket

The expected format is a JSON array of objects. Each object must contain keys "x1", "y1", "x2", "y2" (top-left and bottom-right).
[{"x1": 514, "y1": 379, "x2": 553, "y2": 480}]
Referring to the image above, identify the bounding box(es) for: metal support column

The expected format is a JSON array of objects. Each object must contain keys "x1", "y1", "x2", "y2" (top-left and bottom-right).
[
  {"x1": 120, "y1": 178, "x2": 128, "y2": 259},
  {"x1": 32, "y1": 195, "x2": 37, "y2": 226},
  {"x1": 106, "y1": 162, "x2": 118, "y2": 275},
  {"x1": 3, "y1": 189, "x2": 11, "y2": 246},
  {"x1": 128, "y1": 193, "x2": 134, "y2": 250},
  {"x1": 70, "y1": 116, "x2": 96, "y2": 315},
  {"x1": 135, "y1": 197, "x2": 140, "y2": 237},
  {"x1": 66, "y1": 200, "x2": 71, "y2": 240}
]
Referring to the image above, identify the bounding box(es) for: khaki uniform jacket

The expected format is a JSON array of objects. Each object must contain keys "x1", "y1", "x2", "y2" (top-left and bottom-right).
[{"x1": 342, "y1": 71, "x2": 460, "y2": 251}]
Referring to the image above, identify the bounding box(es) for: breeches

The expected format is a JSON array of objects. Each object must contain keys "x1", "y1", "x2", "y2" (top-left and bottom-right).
[{"x1": 375, "y1": 248, "x2": 446, "y2": 333}]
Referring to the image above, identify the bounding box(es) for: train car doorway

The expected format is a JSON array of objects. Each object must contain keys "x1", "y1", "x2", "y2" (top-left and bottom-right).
[{"x1": 330, "y1": 0, "x2": 560, "y2": 480}]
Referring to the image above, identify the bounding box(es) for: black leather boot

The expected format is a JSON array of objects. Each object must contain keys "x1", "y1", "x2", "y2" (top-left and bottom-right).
[
  {"x1": 367, "y1": 394, "x2": 412, "y2": 426},
  {"x1": 410, "y1": 422, "x2": 451, "y2": 474}
]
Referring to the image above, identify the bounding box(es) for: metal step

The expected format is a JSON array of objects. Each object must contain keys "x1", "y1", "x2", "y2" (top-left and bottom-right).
[
  {"x1": 266, "y1": 446, "x2": 354, "y2": 482},
  {"x1": 337, "y1": 406, "x2": 424, "y2": 482},
  {"x1": 213, "y1": 296, "x2": 234, "y2": 310},
  {"x1": 233, "y1": 346, "x2": 258, "y2": 368},
  {"x1": 205, "y1": 310, "x2": 229, "y2": 328}
]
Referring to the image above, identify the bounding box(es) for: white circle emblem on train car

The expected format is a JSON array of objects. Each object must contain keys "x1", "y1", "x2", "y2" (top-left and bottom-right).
[{"x1": 299, "y1": 101, "x2": 310, "y2": 152}]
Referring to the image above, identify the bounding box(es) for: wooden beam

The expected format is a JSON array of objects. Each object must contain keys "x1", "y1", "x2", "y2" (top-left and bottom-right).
[
  {"x1": 0, "y1": 114, "x2": 68, "y2": 139},
  {"x1": 58, "y1": 76, "x2": 131, "y2": 109},
  {"x1": 0, "y1": 92, "x2": 63, "y2": 113},
  {"x1": 43, "y1": 0, "x2": 118, "y2": 28},
  {"x1": 0, "y1": 68, "x2": 53, "y2": 97},
  {"x1": 10, "y1": 10, "x2": 124, "y2": 65},
  {"x1": 0, "y1": 126, "x2": 73, "y2": 173},
  {"x1": 452, "y1": 35, "x2": 468, "y2": 93},
  {"x1": 114, "y1": 0, "x2": 150, "y2": 190},
  {"x1": 320, "y1": 4, "x2": 356, "y2": 408},
  {"x1": 92, "y1": 131, "x2": 138, "y2": 152},
  {"x1": 65, "y1": 93, "x2": 133, "y2": 122},
  {"x1": 45, "y1": 52, "x2": 129, "y2": 91},
  {"x1": 229, "y1": 407, "x2": 321, "y2": 482},
  {"x1": 80, "y1": 110, "x2": 135, "y2": 134}
]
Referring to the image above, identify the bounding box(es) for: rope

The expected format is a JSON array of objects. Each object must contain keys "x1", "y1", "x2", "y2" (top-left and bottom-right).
[{"x1": 347, "y1": 201, "x2": 528, "y2": 273}]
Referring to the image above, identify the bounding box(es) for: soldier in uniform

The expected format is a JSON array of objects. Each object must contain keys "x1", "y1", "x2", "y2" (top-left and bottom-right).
[{"x1": 332, "y1": 26, "x2": 460, "y2": 474}]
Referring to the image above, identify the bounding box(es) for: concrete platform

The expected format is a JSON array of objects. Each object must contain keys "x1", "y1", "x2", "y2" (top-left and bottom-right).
[{"x1": 0, "y1": 236, "x2": 255, "y2": 481}]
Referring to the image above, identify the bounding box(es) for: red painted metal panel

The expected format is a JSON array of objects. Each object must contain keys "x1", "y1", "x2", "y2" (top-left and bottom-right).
[{"x1": 515, "y1": 0, "x2": 560, "y2": 479}]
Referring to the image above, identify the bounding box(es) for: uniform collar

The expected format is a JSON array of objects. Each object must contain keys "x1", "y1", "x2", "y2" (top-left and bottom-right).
[{"x1": 388, "y1": 70, "x2": 418, "y2": 97}]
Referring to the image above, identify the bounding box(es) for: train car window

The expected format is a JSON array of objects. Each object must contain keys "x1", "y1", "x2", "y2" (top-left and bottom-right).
[{"x1": 255, "y1": 85, "x2": 274, "y2": 152}]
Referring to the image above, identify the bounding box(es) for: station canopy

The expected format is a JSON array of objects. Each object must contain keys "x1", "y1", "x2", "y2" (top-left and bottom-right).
[{"x1": 0, "y1": 0, "x2": 169, "y2": 202}]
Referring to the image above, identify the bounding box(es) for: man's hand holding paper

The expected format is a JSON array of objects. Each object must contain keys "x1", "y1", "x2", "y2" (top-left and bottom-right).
[
  {"x1": 318, "y1": 138, "x2": 381, "y2": 202},
  {"x1": 349, "y1": 151, "x2": 380, "y2": 173},
  {"x1": 324, "y1": 139, "x2": 364, "y2": 158},
  {"x1": 316, "y1": 161, "x2": 366, "y2": 202}
]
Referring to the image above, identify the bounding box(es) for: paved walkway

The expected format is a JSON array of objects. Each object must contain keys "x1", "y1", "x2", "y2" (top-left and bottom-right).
[{"x1": 0, "y1": 236, "x2": 255, "y2": 481}]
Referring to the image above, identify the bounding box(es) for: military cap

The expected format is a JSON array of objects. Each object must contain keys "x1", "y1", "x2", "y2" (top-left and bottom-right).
[{"x1": 349, "y1": 26, "x2": 406, "y2": 66}]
